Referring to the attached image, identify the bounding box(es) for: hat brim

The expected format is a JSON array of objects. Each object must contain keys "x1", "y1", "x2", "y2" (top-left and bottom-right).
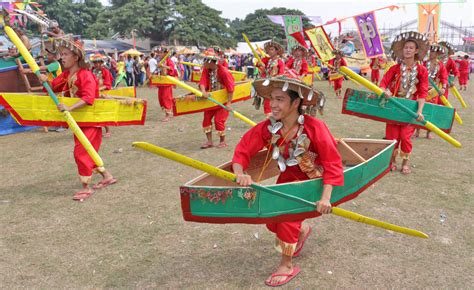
[
  {"x1": 253, "y1": 77, "x2": 322, "y2": 106},
  {"x1": 438, "y1": 41, "x2": 454, "y2": 55},
  {"x1": 55, "y1": 38, "x2": 85, "y2": 60},
  {"x1": 391, "y1": 32, "x2": 429, "y2": 61},
  {"x1": 264, "y1": 41, "x2": 285, "y2": 55}
]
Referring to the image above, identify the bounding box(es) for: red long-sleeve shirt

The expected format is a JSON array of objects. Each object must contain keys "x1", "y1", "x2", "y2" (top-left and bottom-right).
[
  {"x1": 199, "y1": 64, "x2": 235, "y2": 93},
  {"x1": 285, "y1": 57, "x2": 309, "y2": 76},
  {"x1": 380, "y1": 63, "x2": 428, "y2": 100},
  {"x1": 232, "y1": 116, "x2": 344, "y2": 186},
  {"x1": 51, "y1": 68, "x2": 99, "y2": 105}
]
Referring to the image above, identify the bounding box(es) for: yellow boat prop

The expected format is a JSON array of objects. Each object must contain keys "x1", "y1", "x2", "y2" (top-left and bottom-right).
[
  {"x1": 164, "y1": 76, "x2": 255, "y2": 126},
  {"x1": 179, "y1": 62, "x2": 248, "y2": 83},
  {"x1": 0, "y1": 93, "x2": 147, "y2": 127},
  {"x1": 102, "y1": 86, "x2": 136, "y2": 98},
  {"x1": 428, "y1": 78, "x2": 463, "y2": 125},
  {"x1": 132, "y1": 142, "x2": 429, "y2": 239}
]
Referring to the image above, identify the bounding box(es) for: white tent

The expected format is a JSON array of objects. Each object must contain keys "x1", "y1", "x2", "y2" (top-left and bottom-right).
[{"x1": 236, "y1": 39, "x2": 271, "y2": 54}]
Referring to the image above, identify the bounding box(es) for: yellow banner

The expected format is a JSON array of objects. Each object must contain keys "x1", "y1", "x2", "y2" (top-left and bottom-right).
[
  {"x1": 418, "y1": 3, "x2": 441, "y2": 43},
  {"x1": 304, "y1": 27, "x2": 335, "y2": 62}
]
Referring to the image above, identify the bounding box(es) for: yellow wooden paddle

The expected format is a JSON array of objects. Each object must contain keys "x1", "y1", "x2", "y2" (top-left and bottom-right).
[
  {"x1": 132, "y1": 141, "x2": 429, "y2": 239},
  {"x1": 428, "y1": 78, "x2": 463, "y2": 125},
  {"x1": 164, "y1": 76, "x2": 257, "y2": 127},
  {"x1": 4, "y1": 25, "x2": 105, "y2": 170},
  {"x1": 450, "y1": 86, "x2": 468, "y2": 108}
]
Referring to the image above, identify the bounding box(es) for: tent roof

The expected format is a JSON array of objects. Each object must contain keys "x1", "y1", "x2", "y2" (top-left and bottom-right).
[
  {"x1": 236, "y1": 39, "x2": 271, "y2": 54},
  {"x1": 83, "y1": 39, "x2": 146, "y2": 53}
]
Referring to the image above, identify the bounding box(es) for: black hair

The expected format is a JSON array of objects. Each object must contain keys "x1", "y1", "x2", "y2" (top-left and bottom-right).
[
  {"x1": 464, "y1": 55, "x2": 469, "y2": 59},
  {"x1": 287, "y1": 90, "x2": 304, "y2": 115}
]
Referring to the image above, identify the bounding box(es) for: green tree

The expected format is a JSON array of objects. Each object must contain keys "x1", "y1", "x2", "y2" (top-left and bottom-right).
[
  {"x1": 229, "y1": 7, "x2": 311, "y2": 44},
  {"x1": 37, "y1": 0, "x2": 104, "y2": 38},
  {"x1": 167, "y1": 0, "x2": 236, "y2": 48}
]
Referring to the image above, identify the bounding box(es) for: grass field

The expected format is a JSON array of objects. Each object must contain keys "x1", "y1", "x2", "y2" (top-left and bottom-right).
[{"x1": 1, "y1": 78, "x2": 472, "y2": 288}]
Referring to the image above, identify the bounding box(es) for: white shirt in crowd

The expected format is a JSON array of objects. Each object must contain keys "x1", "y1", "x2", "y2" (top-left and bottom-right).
[{"x1": 148, "y1": 57, "x2": 158, "y2": 74}]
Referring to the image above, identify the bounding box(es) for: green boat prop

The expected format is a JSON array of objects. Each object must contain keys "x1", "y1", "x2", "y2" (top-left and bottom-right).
[
  {"x1": 179, "y1": 138, "x2": 396, "y2": 224},
  {"x1": 342, "y1": 88, "x2": 455, "y2": 133}
]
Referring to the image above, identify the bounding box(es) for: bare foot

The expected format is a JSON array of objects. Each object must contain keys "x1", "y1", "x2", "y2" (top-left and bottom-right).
[{"x1": 401, "y1": 164, "x2": 411, "y2": 175}]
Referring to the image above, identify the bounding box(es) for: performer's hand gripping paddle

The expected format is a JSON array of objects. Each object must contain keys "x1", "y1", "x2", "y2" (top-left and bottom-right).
[
  {"x1": 133, "y1": 142, "x2": 429, "y2": 239},
  {"x1": 4, "y1": 24, "x2": 105, "y2": 169},
  {"x1": 164, "y1": 76, "x2": 257, "y2": 127}
]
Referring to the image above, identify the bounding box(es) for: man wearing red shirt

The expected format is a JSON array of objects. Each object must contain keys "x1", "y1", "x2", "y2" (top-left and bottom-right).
[
  {"x1": 369, "y1": 56, "x2": 384, "y2": 85},
  {"x1": 156, "y1": 47, "x2": 177, "y2": 122},
  {"x1": 380, "y1": 32, "x2": 429, "y2": 174},
  {"x1": 257, "y1": 40, "x2": 286, "y2": 117},
  {"x1": 199, "y1": 48, "x2": 235, "y2": 149},
  {"x1": 438, "y1": 41, "x2": 459, "y2": 97},
  {"x1": 285, "y1": 45, "x2": 309, "y2": 77},
  {"x1": 456, "y1": 55, "x2": 471, "y2": 91},
  {"x1": 327, "y1": 50, "x2": 347, "y2": 98},
  {"x1": 40, "y1": 37, "x2": 116, "y2": 200},
  {"x1": 233, "y1": 75, "x2": 343, "y2": 287}
]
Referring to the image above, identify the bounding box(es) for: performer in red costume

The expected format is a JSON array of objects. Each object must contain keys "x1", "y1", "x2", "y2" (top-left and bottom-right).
[
  {"x1": 257, "y1": 40, "x2": 285, "y2": 117},
  {"x1": 211, "y1": 46, "x2": 229, "y2": 68},
  {"x1": 91, "y1": 53, "x2": 114, "y2": 137},
  {"x1": 285, "y1": 45, "x2": 309, "y2": 77},
  {"x1": 438, "y1": 41, "x2": 459, "y2": 97},
  {"x1": 369, "y1": 56, "x2": 384, "y2": 85},
  {"x1": 456, "y1": 55, "x2": 471, "y2": 91},
  {"x1": 199, "y1": 48, "x2": 235, "y2": 149},
  {"x1": 232, "y1": 75, "x2": 343, "y2": 287},
  {"x1": 39, "y1": 37, "x2": 116, "y2": 200},
  {"x1": 416, "y1": 44, "x2": 448, "y2": 139},
  {"x1": 327, "y1": 49, "x2": 347, "y2": 98},
  {"x1": 380, "y1": 31, "x2": 429, "y2": 174},
  {"x1": 156, "y1": 47, "x2": 177, "y2": 122}
]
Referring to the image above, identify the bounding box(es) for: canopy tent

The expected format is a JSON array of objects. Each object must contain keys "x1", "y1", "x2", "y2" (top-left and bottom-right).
[
  {"x1": 236, "y1": 39, "x2": 271, "y2": 54},
  {"x1": 177, "y1": 47, "x2": 196, "y2": 55},
  {"x1": 121, "y1": 48, "x2": 144, "y2": 57},
  {"x1": 83, "y1": 39, "x2": 146, "y2": 54}
]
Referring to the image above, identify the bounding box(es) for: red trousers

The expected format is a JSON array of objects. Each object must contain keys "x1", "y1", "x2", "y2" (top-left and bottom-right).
[
  {"x1": 332, "y1": 77, "x2": 343, "y2": 91},
  {"x1": 158, "y1": 85, "x2": 174, "y2": 112},
  {"x1": 266, "y1": 220, "x2": 302, "y2": 256},
  {"x1": 385, "y1": 123, "x2": 414, "y2": 156},
  {"x1": 459, "y1": 73, "x2": 468, "y2": 85},
  {"x1": 371, "y1": 69, "x2": 380, "y2": 84},
  {"x1": 202, "y1": 107, "x2": 229, "y2": 134},
  {"x1": 263, "y1": 98, "x2": 271, "y2": 115},
  {"x1": 74, "y1": 127, "x2": 102, "y2": 184}
]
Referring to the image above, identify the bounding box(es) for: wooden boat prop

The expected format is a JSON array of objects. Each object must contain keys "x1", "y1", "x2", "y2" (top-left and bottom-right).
[
  {"x1": 189, "y1": 70, "x2": 247, "y2": 83},
  {"x1": 102, "y1": 86, "x2": 136, "y2": 98},
  {"x1": 0, "y1": 93, "x2": 147, "y2": 127},
  {"x1": 342, "y1": 88, "x2": 455, "y2": 133},
  {"x1": 173, "y1": 80, "x2": 252, "y2": 116},
  {"x1": 0, "y1": 57, "x2": 42, "y2": 92},
  {"x1": 179, "y1": 138, "x2": 396, "y2": 224}
]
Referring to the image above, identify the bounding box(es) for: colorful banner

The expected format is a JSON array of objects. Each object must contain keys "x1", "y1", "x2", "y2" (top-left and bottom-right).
[
  {"x1": 354, "y1": 11, "x2": 384, "y2": 58},
  {"x1": 283, "y1": 15, "x2": 303, "y2": 51},
  {"x1": 418, "y1": 3, "x2": 441, "y2": 43},
  {"x1": 304, "y1": 26, "x2": 334, "y2": 62}
]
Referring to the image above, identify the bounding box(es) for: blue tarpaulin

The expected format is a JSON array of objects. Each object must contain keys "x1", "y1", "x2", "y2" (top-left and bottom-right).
[{"x1": 0, "y1": 105, "x2": 37, "y2": 136}]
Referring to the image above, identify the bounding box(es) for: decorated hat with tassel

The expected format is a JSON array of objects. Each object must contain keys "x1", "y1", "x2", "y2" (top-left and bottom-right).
[{"x1": 390, "y1": 31, "x2": 429, "y2": 61}]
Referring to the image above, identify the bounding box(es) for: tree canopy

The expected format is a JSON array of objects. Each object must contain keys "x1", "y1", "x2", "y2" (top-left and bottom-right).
[{"x1": 33, "y1": 1, "x2": 311, "y2": 48}]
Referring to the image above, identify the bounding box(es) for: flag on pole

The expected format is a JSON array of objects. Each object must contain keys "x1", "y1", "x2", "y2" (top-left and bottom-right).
[
  {"x1": 283, "y1": 15, "x2": 303, "y2": 51},
  {"x1": 418, "y1": 3, "x2": 441, "y2": 43},
  {"x1": 354, "y1": 11, "x2": 384, "y2": 58},
  {"x1": 304, "y1": 26, "x2": 335, "y2": 62}
]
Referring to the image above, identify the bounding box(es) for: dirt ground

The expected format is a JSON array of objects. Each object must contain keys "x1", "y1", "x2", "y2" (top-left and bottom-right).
[{"x1": 0, "y1": 78, "x2": 473, "y2": 289}]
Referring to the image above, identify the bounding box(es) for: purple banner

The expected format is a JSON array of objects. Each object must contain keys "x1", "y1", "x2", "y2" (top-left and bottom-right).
[{"x1": 354, "y1": 12, "x2": 384, "y2": 58}]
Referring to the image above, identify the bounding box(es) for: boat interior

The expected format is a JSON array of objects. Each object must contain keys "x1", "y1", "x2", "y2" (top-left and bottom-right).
[{"x1": 188, "y1": 138, "x2": 394, "y2": 187}]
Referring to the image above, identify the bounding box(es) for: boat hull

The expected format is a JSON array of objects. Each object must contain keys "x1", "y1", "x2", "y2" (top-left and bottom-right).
[
  {"x1": 0, "y1": 61, "x2": 42, "y2": 92},
  {"x1": 0, "y1": 93, "x2": 147, "y2": 127},
  {"x1": 190, "y1": 70, "x2": 247, "y2": 83},
  {"x1": 102, "y1": 87, "x2": 136, "y2": 98},
  {"x1": 173, "y1": 81, "x2": 252, "y2": 116},
  {"x1": 342, "y1": 88, "x2": 455, "y2": 133},
  {"x1": 179, "y1": 138, "x2": 396, "y2": 224}
]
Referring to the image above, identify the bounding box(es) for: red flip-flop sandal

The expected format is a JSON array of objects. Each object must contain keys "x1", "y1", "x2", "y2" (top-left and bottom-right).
[
  {"x1": 92, "y1": 178, "x2": 118, "y2": 190},
  {"x1": 265, "y1": 266, "x2": 301, "y2": 287},
  {"x1": 72, "y1": 190, "x2": 94, "y2": 201},
  {"x1": 293, "y1": 226, "x2": 312, "y2": 257}
]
